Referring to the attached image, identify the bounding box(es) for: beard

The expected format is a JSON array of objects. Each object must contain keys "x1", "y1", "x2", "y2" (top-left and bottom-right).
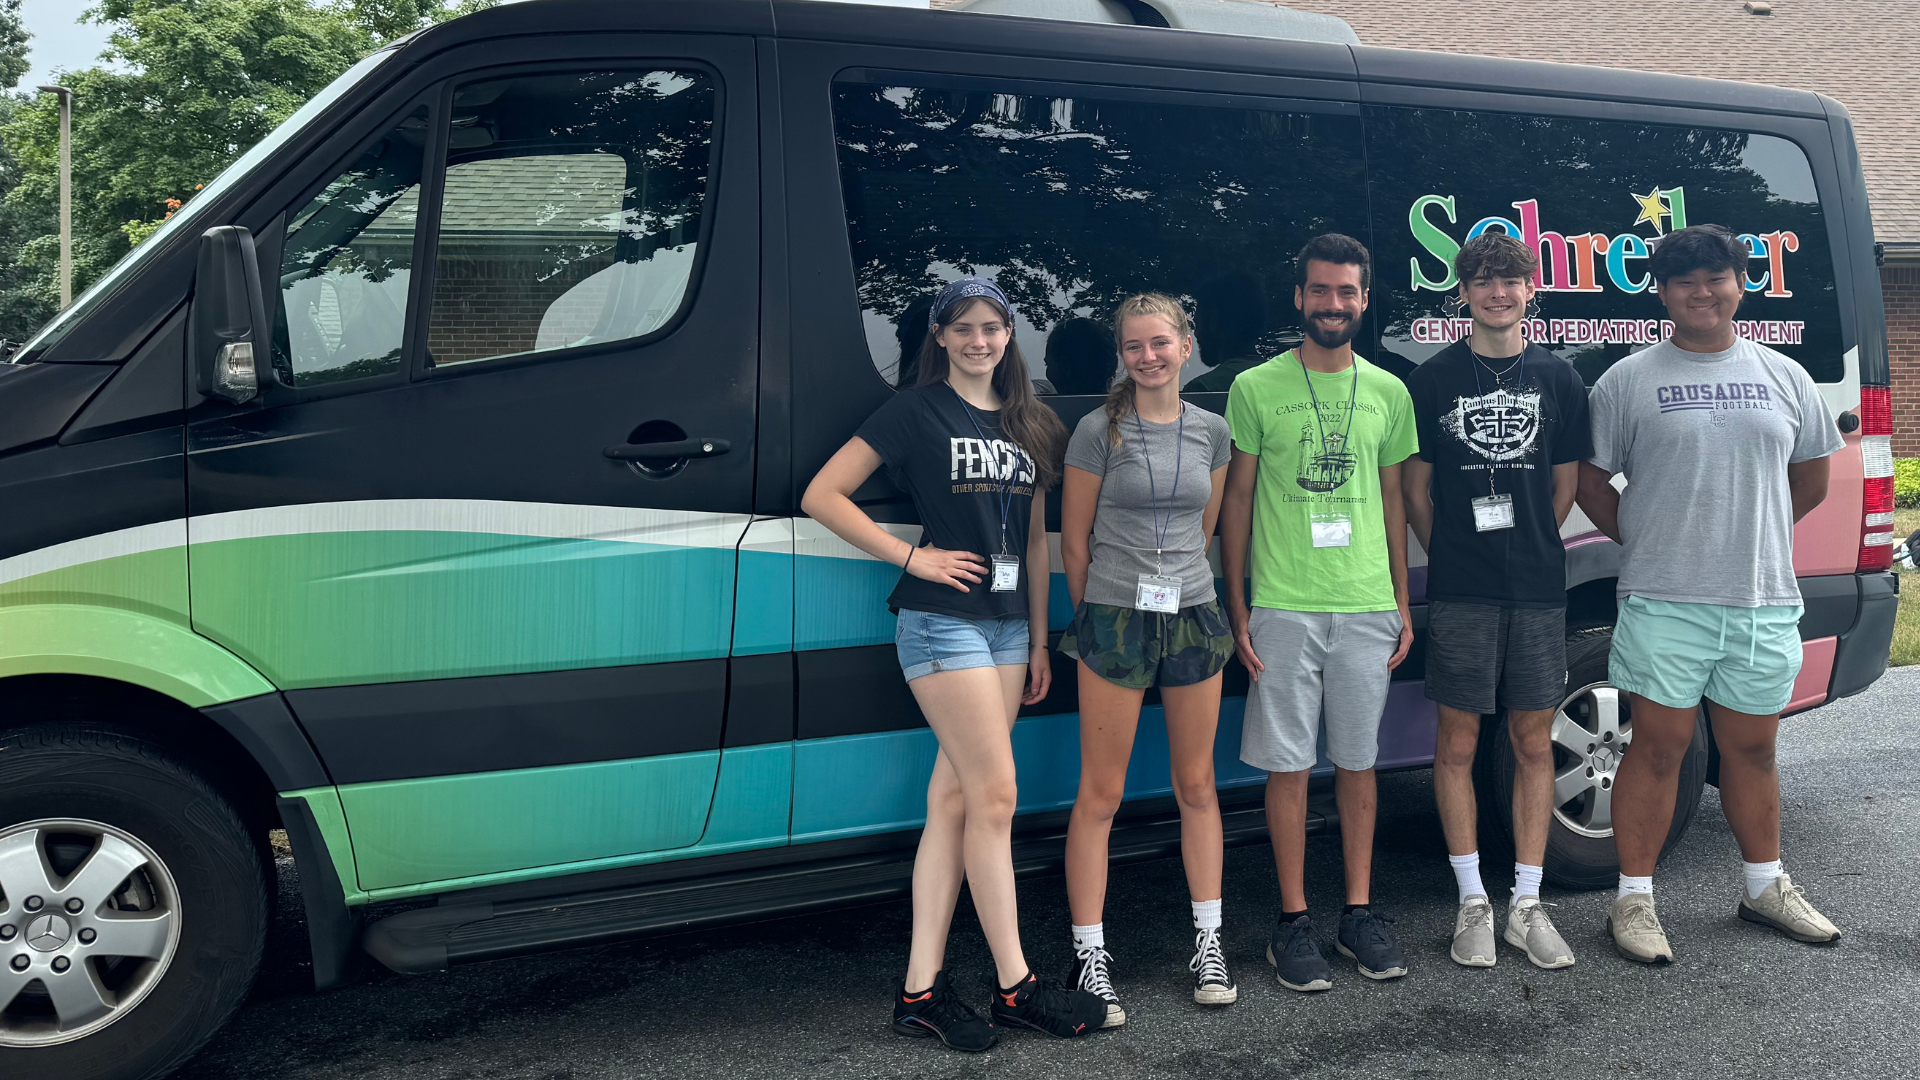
[{"x1": 1304, "y1": 312, "x2": 1358, "y2": 349}]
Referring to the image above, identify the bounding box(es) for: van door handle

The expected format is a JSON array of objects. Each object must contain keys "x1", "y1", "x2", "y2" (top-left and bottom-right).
[{"x1": 604, "y1": 438, "x2": 732, "y2": 461}]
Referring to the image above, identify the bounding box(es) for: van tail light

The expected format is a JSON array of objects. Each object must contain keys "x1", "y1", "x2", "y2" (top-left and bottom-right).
[{"x1": 1858, "y1": 385, "x2": 1894, "y2": 572}]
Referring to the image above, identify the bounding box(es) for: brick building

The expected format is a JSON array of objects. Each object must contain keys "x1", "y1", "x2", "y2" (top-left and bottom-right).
[{"x1": 932, "y1": 0, "x2": 1920, "y2": 452}]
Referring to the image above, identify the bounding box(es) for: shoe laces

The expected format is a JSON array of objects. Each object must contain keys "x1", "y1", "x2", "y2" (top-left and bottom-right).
[
  {"x1": 1073, "y1": 945, "x2": 1117, "y2": 1000},
  {"x1": 917, "y1": 980, "x2": 982, "y2": 1028},
  {"x1": 1019, "y1": 972, "x2": 1077, "y2": 1015},
  {"x1": 1775, "y1": 879, "x2": 1820, "y2": 922},
  {"x1": 1616, "y1": 897, "x2": 1664, "y2": 937},
  {"x1": 1516, "y1": 899, "x2": 1558, "y2": 930},
  {"x1": 1349, "y1": 910, "x2": 1398, "y2": 950},
  {"x1": 1278, "y1": 918, "x2": 1320, "y2": 958},
  {"x1": 1460, "y1": 900, "x2": 1494, "y2": 930},
  {"x1": 1190, "y1": 927, "x2": 1230, "y2": 986}
]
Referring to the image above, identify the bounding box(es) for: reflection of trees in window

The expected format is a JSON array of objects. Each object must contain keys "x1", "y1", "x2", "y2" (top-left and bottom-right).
[
  {"x1": 1365, "y1": 109, "x2": 1841, "y2": 383},
  {"x1": 833, "y1": 82, "x2": 1368, "y2": 384}
]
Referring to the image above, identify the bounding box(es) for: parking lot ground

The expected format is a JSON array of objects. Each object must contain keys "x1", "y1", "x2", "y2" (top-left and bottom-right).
[{"x1": 189, "y1": 668, "x2": 1920, "y2": 1080}]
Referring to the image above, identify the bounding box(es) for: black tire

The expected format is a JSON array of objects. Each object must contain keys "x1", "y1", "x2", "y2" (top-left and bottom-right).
[
  {"x1": 0, "y1": 724, "x2": 266, "y2": 1080},
  {"x1": 1486, "y1": 626, "x2": 1708, "y2": 891}
]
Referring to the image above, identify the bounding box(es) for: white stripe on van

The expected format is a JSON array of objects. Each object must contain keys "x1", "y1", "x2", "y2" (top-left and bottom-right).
[
  {"x1": 794, "y1": 518, "x2": 922, "y2": 561},
  {"x1": 0, "y1": 519, "x2": 188, "y2": 588},
  {"x1": 190, "y1": 500, "x2": 751, "y2": 549},
  {"x1": 1816, "y1": 346, "x2": 1861, "y2": 416}
]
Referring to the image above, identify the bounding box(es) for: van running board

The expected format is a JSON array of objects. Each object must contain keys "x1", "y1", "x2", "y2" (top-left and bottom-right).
[{"x1": 362, "y1": 788, "x2": 1336, "y2": 974}]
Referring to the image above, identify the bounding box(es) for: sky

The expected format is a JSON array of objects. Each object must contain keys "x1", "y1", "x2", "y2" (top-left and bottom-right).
[{"x1": 16, "y1": 0, "x2": 118, "y2": 90}]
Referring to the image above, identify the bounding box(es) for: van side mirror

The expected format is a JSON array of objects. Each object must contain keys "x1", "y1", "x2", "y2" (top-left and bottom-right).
[{"x1": 192, "y1": 225, "x2": 268, "y2": 404}]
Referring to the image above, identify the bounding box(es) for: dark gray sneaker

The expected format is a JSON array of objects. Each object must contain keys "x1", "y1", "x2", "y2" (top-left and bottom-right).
[
  {"x1": 1336, "y1": 907, "x2": 1408, "y2": 980},
  {"x1": 1265, "y1": 916, "x2": 1333, "y2": 992}
]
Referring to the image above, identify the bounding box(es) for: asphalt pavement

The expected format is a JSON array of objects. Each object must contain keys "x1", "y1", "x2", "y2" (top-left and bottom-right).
[{"x1": 188, "y1": 669, "x2": 1920, "y2": 1079}]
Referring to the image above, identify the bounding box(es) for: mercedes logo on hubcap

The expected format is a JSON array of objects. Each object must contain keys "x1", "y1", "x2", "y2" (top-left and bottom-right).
[{"x1": 25, "y1": 913, "x2": 72, "y2": 953}]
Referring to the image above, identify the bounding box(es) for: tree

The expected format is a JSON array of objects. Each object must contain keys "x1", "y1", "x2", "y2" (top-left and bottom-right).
[{"x1": 0, "y1": 0, "x2": 489, "y2": 345}]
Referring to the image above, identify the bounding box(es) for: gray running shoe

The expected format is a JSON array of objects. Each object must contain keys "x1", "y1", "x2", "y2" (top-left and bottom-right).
[
  {"x1": 1504, "y1": 897, "x2": 1575, "y2": 969},
  {"x1": 1449, "y1": 895, "x2": 1497, "y2": 968},
  {"x1": 1606, "y1": 893, "x2": 1674, "y2": 964},
  {"x1": 1266, "y1": 917, "x2": 1333, "y2": 992},
  {"x1": 1737, "y1": 873, "x2": 1841, "y2": 943}
]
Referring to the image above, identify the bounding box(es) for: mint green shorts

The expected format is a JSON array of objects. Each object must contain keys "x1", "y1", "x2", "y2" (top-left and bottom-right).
[{"x1": 1608, "y1": 595, "x2": 1804, "y2": 715}]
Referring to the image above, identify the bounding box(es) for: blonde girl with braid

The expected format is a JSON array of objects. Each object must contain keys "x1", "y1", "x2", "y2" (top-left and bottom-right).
[{"x1": 1057, "y1": 293, "x2": 1238, "y2": 1016}]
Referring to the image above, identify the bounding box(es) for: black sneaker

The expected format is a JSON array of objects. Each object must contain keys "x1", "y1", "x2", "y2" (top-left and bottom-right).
[
  {"x1": 1067, "y1": 945, "x2": 1127, "y2": 1027},
  {"x1": 1266, "y1": 916, "x2": 1333, "y2": 992},
  {"x1": 1336, "y1": 907, "x2": 1409, "y2": 980},
  {"x1": 991, "y1": 971, "x2": 1109, "y2": 1038},
  {"x1": 893, "y1": 971, "x2": 998, "y2": 1052},
  {"x1": 1190, "y1": 926, "x2": 1238, "y2": 1005}
]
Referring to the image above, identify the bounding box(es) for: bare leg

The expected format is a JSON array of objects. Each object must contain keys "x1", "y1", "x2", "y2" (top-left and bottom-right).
[
  {"x1": 1433, "y1": 705, "x2": 1482, "y2": 858},
  {"x1": 904, "y1": 748, "x2": 967, "y2": 990},
  {"x1": 1336, "y1": 767, "x2": 1377, "y2": 906},
  {"x1": 1507, "y1": 708, "x2": 1557, "y2": 869},
  {"x1": 902, "y1": 664, "x2": 1030, "y2": 990},
  {"x1": 1706, "y1": 701, "x2": 1782, "y2": 864},
  {"x1": 1065, "y1": 662, "x2": 1145, "y2": 927},
  {"x1": 1611, "y1": 694, "x2": 1698, "y2": 877},
  {"x1": 1162, "y1": 674, "x2": 1226, "y2": 905},
  {"x1": 1266, "y1": 770, "x2": 1310, "y2": 912}
]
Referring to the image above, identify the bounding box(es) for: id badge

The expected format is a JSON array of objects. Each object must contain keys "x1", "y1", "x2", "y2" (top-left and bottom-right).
[
  {"x1": 990, "y1": 554, "x2": 1020, "y2": 592},
  {"x1": 1471, "y1": 493, "x2": 1516, "y2": 532},
  {"x1": 1136, "y1": 574, "x2": 1182, "y2": 613},
  {"x1": 1310, "y1": 512, "x2": 1352, "y2": 549}
]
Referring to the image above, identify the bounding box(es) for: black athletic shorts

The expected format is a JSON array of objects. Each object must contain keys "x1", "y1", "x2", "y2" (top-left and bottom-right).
[{"x1": 1423, "y1": 601, "x2": 1567, "y2": 714}]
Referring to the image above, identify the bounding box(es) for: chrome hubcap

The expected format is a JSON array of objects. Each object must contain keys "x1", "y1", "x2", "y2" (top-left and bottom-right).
[
  {"x1": 0, "y1": 819, "x2": 180, "y2": 1047},
  {"x1": 1550, "y1": 682, "x2": 1634, "y2": 838}
]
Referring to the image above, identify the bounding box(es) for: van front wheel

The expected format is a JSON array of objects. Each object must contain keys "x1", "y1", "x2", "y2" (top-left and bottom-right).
[
  {"x1": 1489, "y1": 626, "x2": 1709, "y2": 891},
  {"x1": 0, "y1": 725, "x2": 266, "y2": 1080}
]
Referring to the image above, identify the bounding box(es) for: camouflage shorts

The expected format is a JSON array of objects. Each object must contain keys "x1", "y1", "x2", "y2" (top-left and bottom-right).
[{"x1": 1058, "y1": 598, "x2": 1235, "y2": 690}]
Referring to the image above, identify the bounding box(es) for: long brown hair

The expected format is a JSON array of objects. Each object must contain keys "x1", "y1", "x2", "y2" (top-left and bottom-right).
[
  {"x1": 915, "y1": 297, "x2": 1067, "y2": 491},
  {"x1": 1105, "y1": 293, "x2": 1193, "y2": 448}
]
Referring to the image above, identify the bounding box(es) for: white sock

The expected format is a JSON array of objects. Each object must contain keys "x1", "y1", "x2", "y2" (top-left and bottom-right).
[
  {"x1": 1449, "y1": 851, "x2": 1486, "y2": 903},
  {"x1": 1191, "y1": 898, "x2": 1222, "y2": 931},
  {"x1": 1743, "y1": 859, "x2": 1784, "y2": 900},
  {"x1": 1513, "y1": 863, "x2": 1544, "y2": 902},
  {"x1": 1071, "y1": 923, "x2": 1104, "y2": 951},
  {"x1": 1618, "y1": 874, "x2": 1654, "y2": 898}
]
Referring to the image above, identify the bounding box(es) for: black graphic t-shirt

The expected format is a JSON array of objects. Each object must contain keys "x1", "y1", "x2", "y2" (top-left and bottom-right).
[
  {"x1": 1407, "y1": 341, "x2": 1592, "y2": 607},
  {"x1": 855, "y1": 383, "x2": 1039, "y2": 620}
]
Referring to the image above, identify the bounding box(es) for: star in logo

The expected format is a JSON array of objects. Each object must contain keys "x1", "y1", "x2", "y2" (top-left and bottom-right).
[{"x1": 1632, "y1": 186, "x2": 1672, "y2": 234}]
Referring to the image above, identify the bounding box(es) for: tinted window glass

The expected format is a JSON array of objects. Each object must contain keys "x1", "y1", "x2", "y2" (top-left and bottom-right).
[
  {"x1": 832, "y1": 78, "x2": 1369, "y2": 393},
  {"x1": 274, "y1": 105, "x2": 427, "y2": 387},
  {"x1": 425, "y1": 69, "x2": 716, "y2": 368},
  {"x1": 1365, "y1": 108, "x2": 1843, "y2": 384}
]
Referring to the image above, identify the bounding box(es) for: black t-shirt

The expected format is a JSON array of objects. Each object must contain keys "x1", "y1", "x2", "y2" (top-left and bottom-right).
[
  {"x1": 855, "y1": 383, "x2": 1039, "y2": 619},
  {"x1": 1406, "y1": 341, "x2": 1592, "y2": 607}
]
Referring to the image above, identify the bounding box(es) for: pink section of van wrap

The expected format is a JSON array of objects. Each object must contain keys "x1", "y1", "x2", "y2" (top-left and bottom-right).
[
  {"x1": 1787, "y1": 636, "x2": 1836, "y2": 714},
  {"x1": 1793, "y1": 427, "x2": 1863, "y2": 578}
]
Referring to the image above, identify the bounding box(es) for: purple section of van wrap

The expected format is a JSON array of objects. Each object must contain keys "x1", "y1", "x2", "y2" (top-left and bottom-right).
[
  {"x1": 1408, "y1": 564, "x2": 1427, "y2": 604},
  {"x1": 1374, "y1": 681, "x2": 1440, "y2": 770}
]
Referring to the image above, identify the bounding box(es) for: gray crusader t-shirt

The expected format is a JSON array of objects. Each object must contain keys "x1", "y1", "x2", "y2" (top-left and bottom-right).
[
  {"x1": 1065, "y1": 403, "x2": 1234, "y2": 608},
  {"x1": 1588, "y1": 337, "x2": 1843, "y2": 608}
]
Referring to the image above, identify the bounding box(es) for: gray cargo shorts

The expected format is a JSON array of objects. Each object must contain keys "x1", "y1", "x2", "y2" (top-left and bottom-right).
[{"x1": 1238, "y1": 606, "x2": 1403, "y2": 774}]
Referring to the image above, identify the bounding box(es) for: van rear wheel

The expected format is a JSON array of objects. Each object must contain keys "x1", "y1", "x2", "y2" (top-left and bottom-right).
[
  {"x1": 1487, "y1": 626, "x2": 1708, "y2": 891},
  {"x1": 0, "y1": 725, "x2": 265, "y2": 1080}
]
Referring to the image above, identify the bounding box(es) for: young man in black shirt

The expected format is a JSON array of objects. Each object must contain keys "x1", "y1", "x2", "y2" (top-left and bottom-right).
[{"x1": 1402, "y1": 234, "x2": 1591, "y2": 970}]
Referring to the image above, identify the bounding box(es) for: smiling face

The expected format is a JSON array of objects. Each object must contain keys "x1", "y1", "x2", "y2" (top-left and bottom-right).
[
  {"x1": 932, "y1": 297, "x2": 1011, "y2": 380},
  {"x1": 1117, "y1": 313, "x2": 1190, "y2": 391},
  {"x1": 1460, "y1": 271, "x2": 1535, "y2": 333},
  {"x1": 1295, "y1": 259, "x2": 1367, "y2": 349},
  {"x1": 1656, "y1": 266, "x2": 1744, "y2": 338}
]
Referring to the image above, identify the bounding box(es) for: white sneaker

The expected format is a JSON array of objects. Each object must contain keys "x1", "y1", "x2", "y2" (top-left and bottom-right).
[
  {"x1": 1504, "y1": 897, "x2": 1575, "y2": 969},
  {"x1": 1449, "y1": 895, "x2": 1496, "y2": 968},
  {"x1": 1737, "y1": 873, "x2": 1841, "y2": 943},
  {"x1": 1607, "y1": 893, "x2": 1674, "y2": 964}
]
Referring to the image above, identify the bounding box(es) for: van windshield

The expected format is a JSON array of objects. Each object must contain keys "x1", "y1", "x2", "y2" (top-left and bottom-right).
[{"x1": 9, "y1": 47, "x2": 397, "y2": 364}]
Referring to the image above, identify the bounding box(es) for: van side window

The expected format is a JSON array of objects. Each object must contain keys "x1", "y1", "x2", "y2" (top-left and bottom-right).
[
  {"x1": 423, "y1": 69, "x2": 716, "y2": 368},
  {"x1": 1364, "y1": 109, "x2": 1843, "y2": 385},
  {"x1": 830, "y1": 79, "x2": 1368, "y2": 393},
  {"x1": 273, "y1": 105, "x2": 428, "y2": 387}
]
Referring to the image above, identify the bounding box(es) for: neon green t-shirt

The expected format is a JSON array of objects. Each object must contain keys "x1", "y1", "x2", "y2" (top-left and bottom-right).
[{"x1": 1225, "y1": 351, "x2": 1418, "y2": 613}]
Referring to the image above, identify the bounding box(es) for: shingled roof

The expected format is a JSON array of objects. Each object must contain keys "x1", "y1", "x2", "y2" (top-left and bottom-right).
[{"x1": 931, "y1": 0, "x2": 1920, "y2": 256}]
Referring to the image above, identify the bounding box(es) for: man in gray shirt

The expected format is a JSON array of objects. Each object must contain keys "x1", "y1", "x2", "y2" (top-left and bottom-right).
[{"x1": 1577, "y1": 225, "x2": 1845, "y2": 965}]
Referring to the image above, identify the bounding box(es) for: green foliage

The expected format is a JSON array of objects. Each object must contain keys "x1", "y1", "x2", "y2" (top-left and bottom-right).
[
  {"x1": 1895, "y1": 458, "x2": 1920, "y2": 510},
  {"x1": 0, "y1": 0, "x2": 491, "y2": 345},
  {"x1": 0, "y1": 0, "x2": 27, "y2": 91}
]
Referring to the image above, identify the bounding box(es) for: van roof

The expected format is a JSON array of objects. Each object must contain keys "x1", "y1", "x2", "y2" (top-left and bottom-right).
[{"x1": 407, "y1": 0, "x2": 1825, "y2": 120}]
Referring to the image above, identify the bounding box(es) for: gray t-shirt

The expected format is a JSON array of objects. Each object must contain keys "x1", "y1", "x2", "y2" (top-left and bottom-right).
[
  {"x1": 1588, "y1": 337, "x2": 1843, "y2": 608},
  {"x1": 1065, "y1": 402, "x2": 1234, "y2": 608}
]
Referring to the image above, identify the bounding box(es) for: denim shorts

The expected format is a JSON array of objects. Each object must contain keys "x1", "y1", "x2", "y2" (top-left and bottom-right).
[{"x1": 895, "y1": 608, "x2": 1032, "y2": 683}]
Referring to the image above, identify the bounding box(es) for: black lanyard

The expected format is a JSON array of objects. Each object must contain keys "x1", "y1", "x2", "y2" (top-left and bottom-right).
[
  {"x1": 1132, "y1": 403, "x2": 1184, "y2": 559},
  {"x1": 1297, "y1": 350, "x2": 1358, "y2": 470},
  {"x1": 951, "y1": 384, "x2": 1018, "y2": 555}
]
